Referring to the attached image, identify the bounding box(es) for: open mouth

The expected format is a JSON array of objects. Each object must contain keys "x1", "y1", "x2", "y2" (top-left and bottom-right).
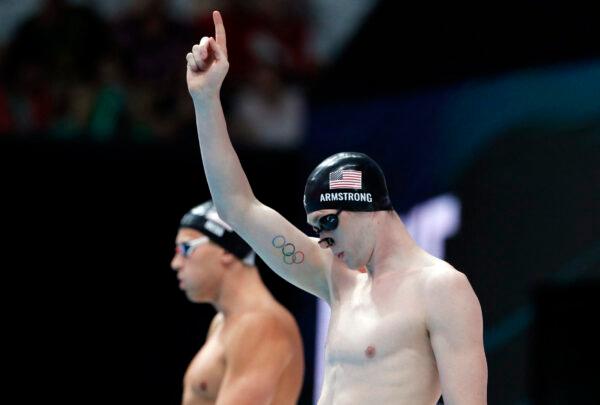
[{"x1": 336, "y1": 252, "x2": 344, "y2": 260}]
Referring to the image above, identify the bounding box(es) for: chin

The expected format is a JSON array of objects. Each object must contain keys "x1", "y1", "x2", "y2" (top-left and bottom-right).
[
  {"x1": 186, "y1": 291, "x2": 205, "y2": 303},
  {"x1": 347, "y1": 257, "x2": 366, "y2": 271}
]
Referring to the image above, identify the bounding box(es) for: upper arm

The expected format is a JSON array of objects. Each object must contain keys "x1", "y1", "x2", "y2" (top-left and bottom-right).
[
  {"x1": 216, "y1": 315, "x2": 296, "y2": 405},
  {"x1": 425, "y1": 269, "x2": 488, "y2": 405},
  {"x1": 222, "y1": 199, "x2": 333, "y2": 302}
]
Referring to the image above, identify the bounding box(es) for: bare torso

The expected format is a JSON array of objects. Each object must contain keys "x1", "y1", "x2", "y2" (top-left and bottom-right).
[
  {"x1": 319, "y1": 260, "x2": 447, "y2": 405},
  {"x1": 182, "y1": 316, "x2": 226, "y2": 405},
  {"x1": 182, "y1": 304, "x2": 304, "y2": 405}
]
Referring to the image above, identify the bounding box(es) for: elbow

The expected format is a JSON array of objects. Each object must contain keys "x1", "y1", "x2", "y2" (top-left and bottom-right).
[{"x1": 213, "y1": 202, "x2": 236, "y2": 226}]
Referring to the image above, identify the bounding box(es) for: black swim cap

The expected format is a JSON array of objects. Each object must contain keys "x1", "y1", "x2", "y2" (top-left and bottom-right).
[
  {"x1": 304, "y1": 152, "x2": 393, "y2": 214},
  {"x1": 179, "y1": 201, "x2": 254, "y2": 264}
]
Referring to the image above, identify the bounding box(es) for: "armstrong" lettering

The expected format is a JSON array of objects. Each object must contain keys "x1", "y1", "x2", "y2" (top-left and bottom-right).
[{"x1": 320, "y1": 192, "x2": 373, "y2": 203}]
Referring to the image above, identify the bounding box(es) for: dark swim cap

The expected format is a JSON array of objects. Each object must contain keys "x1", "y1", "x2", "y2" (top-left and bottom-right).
[
  {"x1": 179, "y1": 201, "x2": 254, "y2": 264},
  {"x1": 304, "y1": 152, "x2": 393, "y2": 214}
]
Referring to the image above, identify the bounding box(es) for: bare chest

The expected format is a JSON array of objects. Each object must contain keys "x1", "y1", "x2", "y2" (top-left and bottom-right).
[
  {"x1": 183, "y1": 333, "x2": 226, "y2": 402},
  {"x1": 326, "y1": 274, "x2": 428, "y2": 365}
]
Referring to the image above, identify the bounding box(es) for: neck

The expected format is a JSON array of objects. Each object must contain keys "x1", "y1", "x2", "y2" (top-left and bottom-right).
[
  {"x1": 366, "y1": 212, "x2": 431, "y2": 277},
  {"x1": 213, "y1": 263, "x2": 273, "y2": 316}
]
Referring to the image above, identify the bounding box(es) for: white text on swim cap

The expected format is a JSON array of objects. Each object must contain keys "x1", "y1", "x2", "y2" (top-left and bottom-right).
[
  {"x1": 320, "y1": 192, "x2": 373, "y2": 203},
  {"x1": 204, "y1": 220, "x2": 225, "y2": 237}
]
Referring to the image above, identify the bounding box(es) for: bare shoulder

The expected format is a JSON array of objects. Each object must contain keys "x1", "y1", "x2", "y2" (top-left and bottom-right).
[
  {"x1": 207, "y1": 312, "x2": 225, "y2": 338},
  {"x1": 421, "y1": 260, "x2": 472, "y2": 297},
  {"x1": 228, "y1": 309, "x2": 298, "y2": 345},
  {"x1": 221, "y1": 310, "x2": 298, "y2": 369},
  {"x1": 420, "y1": 260, "x2": 482, "y2": 328}
]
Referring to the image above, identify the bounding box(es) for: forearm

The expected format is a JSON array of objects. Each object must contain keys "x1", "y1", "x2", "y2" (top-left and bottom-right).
[{"x1": 193, "y1": 94, "x2": 256, "y2": 225}]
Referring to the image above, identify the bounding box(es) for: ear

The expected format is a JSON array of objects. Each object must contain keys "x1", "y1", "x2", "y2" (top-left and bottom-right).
[{"x1": 220, "y1": 251, "x2": 236, "y2": 267}]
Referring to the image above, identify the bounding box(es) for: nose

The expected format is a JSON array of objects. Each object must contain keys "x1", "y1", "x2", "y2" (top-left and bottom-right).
[
  {"x1": 318, "y1": 237, "x2": 334, "y2": 249},
  {"x1": 171, "y1": 253, "x2": 183, "y2": 271}
]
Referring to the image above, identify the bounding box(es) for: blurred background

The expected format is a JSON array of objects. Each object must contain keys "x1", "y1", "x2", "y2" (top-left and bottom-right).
[{"x1": 2, "y1": 0, "x2": 598, "y2": 404}]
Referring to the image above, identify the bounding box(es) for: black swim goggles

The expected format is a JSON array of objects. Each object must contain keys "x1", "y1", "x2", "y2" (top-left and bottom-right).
[{"x1": 312, "y1": 209, "x2": 343, "y2": 235}]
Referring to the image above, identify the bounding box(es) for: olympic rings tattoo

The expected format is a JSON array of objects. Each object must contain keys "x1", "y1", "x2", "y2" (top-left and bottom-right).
[{"x1": 272, "y1": 235, "x2": 305, "y2": 264}]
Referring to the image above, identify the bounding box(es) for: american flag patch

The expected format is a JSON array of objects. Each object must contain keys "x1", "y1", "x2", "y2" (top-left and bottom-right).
[{"x1": 329, "y1": 169, "x2": 362, "y2": 189}]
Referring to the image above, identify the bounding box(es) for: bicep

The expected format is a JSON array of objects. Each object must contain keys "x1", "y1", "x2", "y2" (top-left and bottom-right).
[
  {"x1": 230, "y1": 201, "x2": 332, "y2": 302},
  {"x1": 427, "y1": 272, "x2": 487, "y2": 405}
]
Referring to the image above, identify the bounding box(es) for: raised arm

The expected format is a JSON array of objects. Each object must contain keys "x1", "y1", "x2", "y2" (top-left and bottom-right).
[
  {"x1": 425, "y1": 268, "x2": 488, "y2": 405},
  {"x1": 185, "y1": 11, "x2": 332, "y2": 301}
]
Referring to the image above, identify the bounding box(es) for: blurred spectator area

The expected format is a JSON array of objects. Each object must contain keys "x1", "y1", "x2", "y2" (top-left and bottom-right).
[{"x1": 0, "y1": 0, "x2": 330, "y2": 144}]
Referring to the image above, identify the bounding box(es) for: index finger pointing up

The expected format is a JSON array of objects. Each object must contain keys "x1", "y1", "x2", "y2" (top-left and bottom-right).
[{"x1": 213, "y1": 11, "x2": 227, "y2": 57}]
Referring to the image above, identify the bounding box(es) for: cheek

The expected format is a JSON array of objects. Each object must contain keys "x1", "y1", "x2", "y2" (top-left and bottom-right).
[
  {"x1": 185, "y1": 256, "x2": 207, "y2": 280},
  {"x1": 347, "y1": 225, "x2": 368, "y2": 257},
  {"x1": 189, "y1": 253, "x2": 219, "y2": 283},
  {"x1": 186, "y1": 264, "x2": 202, "y2": 280},
  {"x1": 342, "y1": 223, "x2": 360, "y2": 246}
]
